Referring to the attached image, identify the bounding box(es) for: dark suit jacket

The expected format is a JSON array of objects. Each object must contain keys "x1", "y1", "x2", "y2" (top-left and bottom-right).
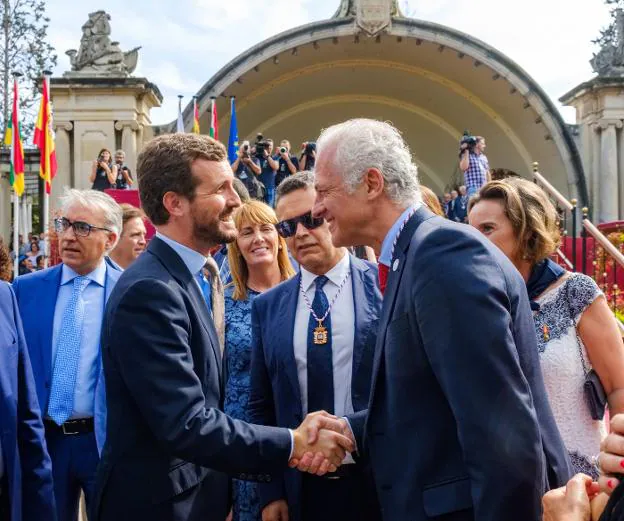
[
  {"x1": 347, "y1": 208, "x2": 571, "y2": 521},
  {"x1": 0, "y1": 282, "x2": 56, "y2": 521},
  {"x1": 13, "y1": 263, "x2": 122, "y2": 454},
  {"x1": 248, "y1": 255, "x2": 381, "y2": 520},
  {"x1": 93, "y1": 237, "x2": 292, "y2": 521}
]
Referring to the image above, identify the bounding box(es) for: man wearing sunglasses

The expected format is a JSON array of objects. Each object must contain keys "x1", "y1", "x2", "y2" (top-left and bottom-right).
[
  {"x1": 249, "y1": 171, "x2": 383, "y2": 521},
  {"x1": 12, "y1": 189, "x2": 123, "y2": 521},
  {"x1": 93, "y1": 134, "x2": 353, "y2": 521}
]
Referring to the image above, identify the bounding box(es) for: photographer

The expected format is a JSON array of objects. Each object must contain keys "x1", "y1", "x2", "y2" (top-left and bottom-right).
[
  {"x1": 231, "y1": 141, "x2": 264, "y2": 200},
  {"x1": 459, "y1": 134, "x2": 490, "y2": 197},
  {"x1": 299, "y1": 141, "x2": 316, "y2": 172},
  {"x1": 114, "y1": 149, "x2": 134, "y2": 189},
  {"x1": 274, "y1": 139, "x2": 299, "y2": 187},
  {"x1": 257, "y1": 137, "x2": 279, "y2": 207},
  {"x1": 90, "y1": 148, "x2": 117, "y2": 191}
]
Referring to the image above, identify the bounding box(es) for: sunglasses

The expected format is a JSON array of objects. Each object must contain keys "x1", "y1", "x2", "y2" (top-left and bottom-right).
[
  {"x1": 275, "y1": 211, "x2": 324, "y2": 238},
  {"x1": 55, "y1": 217, "x2": 112, "y2": 238}
]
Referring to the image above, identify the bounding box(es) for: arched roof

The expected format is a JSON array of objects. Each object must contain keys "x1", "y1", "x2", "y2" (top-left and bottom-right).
[{"x1": 162, "y1": 13, "x2": 586, "y2": 202}]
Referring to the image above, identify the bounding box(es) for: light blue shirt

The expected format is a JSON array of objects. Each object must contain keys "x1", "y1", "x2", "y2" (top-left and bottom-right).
[
  {"x1": 156, "y1": 232, "x2": 207, "y2": 281},
  {"x1": 379, "y1": 204, "x2": 421, "y2": 266},
  {"x1": 50, "y1": 261, "x2": 107, "y2": 419}
]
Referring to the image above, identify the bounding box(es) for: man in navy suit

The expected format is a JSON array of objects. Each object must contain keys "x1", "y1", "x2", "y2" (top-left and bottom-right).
[
  {"x1": 249, "y1": 172, "x2": 382, "y2": 521},
  {"x1": 93, "y1": 133, "x2": 354, "y2": 521},
  {"x1": 299, "y1": 119, "x2": 572, "y2": 521},
  {"x1": 13, "y1": 189, "x2": 123, "y2": 521},
  {"x1": 0, "y1": 281, "x2": 56, "y2": 521}
]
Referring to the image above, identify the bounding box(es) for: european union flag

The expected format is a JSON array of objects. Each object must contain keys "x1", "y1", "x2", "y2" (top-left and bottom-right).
[{"x1": 227, "y1": 97, "x2": 239, "y2": 164}]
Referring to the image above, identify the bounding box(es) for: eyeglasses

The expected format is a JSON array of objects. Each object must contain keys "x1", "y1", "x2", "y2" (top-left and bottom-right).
[
  {"x1": 54, "y1": 217, "x2": 112, "y2": 237},
  {"x1": 275, "y1": 211, "x2": 324, "y2": 238}
]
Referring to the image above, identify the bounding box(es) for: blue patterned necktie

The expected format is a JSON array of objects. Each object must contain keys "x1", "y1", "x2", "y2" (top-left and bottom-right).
[
  {"x1": 47, "y1": 275, "x2": 91, "y2": 425},
  {"x1": 307, "y1": 275, "x2": 334, "y2": 414}
]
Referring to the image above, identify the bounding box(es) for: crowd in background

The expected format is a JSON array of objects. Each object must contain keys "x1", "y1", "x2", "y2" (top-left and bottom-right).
[{"x1": 2, "y1": 123, "x2": 624, "y2": 521}]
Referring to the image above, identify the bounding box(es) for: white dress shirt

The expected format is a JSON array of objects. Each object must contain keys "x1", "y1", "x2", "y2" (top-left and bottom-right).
[
  {"x1": 50, "y1": 261, "x2": 107, "y2": 419},
  {"x1": 294, "y1": 253, "x2": 355, "y2": 418}
]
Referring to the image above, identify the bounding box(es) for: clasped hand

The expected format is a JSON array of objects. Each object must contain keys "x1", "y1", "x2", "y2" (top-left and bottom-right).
[{"x1": 289, "y1": 411, "x2": 354, "y2": 476}]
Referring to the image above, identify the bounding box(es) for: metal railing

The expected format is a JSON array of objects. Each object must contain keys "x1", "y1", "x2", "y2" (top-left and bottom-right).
[{"x1": 532, "y1": 162, "x2": 624, "y2": 331}]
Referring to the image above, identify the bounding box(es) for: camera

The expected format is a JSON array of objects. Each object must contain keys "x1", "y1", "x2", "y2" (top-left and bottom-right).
[
  {"x1": 279, "y1": 147, "x2": 287, "y2": 154},
  {"x1": 255, "y1": 140, "x2": 271, "y2": 158},
  {"x1": 241, "y1": 143, "x2": 251, "y2": 159},
  {"x1": 303, "y1": 142, "x2": 316, "y2": 155},
  {"x1": 459, "y1": 131, "x2": 477, "y2": 153}
]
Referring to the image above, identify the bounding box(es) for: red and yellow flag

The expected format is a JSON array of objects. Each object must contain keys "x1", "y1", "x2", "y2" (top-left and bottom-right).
[
  {"x1": 209, "y1": 98, "x2": 218, "y2": 140},
  {"x1": 3, "y1": 78, "x2": 25, "y2": 196},
  {"x1": 192, "y1": 97, "x2": 200, "y2": 134},
  {"x1": 34, "y1": 76, "x2": 57, "y2": 194}
]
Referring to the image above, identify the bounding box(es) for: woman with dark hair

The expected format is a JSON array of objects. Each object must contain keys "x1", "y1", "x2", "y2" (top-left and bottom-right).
[
  {"x1": 89, "y1": 148, "x2": 117, "y2": 191},
  {"x1": 224, "y1": 200, "x2": 295, "y2": 521},
  {"x1": 469, "y1": 177, "x2": 624, "y2": 477}
]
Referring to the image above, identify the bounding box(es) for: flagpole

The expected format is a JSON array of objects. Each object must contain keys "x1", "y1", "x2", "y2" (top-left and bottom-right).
[
  {"x1": 42, "y1": 70, "x2": 52, "y2": 268},
  {"x1": 176, "y1": 95, "x2": 184, "y2": 133},
  {"x1": 11, "y1": 71, "x2": 22, "y2": 279}
]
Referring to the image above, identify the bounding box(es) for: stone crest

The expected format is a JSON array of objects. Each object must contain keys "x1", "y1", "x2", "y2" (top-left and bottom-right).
[
  {"x1": 334, "y1": 0, "x2": 402, "y2": 35},
  {"x1": 591, "y1": 8, "x2": 624, "y2": 77},
  {"x1": 65, "y1": 11, "x2": 141, "y2": 77}
]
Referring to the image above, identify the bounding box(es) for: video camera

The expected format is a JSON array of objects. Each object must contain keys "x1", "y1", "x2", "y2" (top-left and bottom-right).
[
  {"x1": 254, "y1": 133, "x2": 271, "y2": 159},
  {"x1": 302, "y1": 141, "x2": 316, "y2": 156},
  {"x1": 459, "y1": 131, "x2": 478, "y2": 154}
]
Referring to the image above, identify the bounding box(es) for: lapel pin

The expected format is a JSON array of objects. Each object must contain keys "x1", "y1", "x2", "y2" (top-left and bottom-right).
[{"x1": 392, "y1": 259, "x2": 399, "y2": 271}]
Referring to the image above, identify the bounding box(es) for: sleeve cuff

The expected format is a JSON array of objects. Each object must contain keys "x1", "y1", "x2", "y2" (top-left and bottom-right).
[
  {"x1": 288, "y1": 429, "x2": 294, "y2": 460},
  {"x1": 342, "y1": 417, "x2": 358, "y2": 454}
]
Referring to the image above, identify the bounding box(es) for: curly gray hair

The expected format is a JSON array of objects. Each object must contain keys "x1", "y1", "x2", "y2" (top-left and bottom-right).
[{"x1": 316, "y1": 119, "x2": 422, "y2": 207}]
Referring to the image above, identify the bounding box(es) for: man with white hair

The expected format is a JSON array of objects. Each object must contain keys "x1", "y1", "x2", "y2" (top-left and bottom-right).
[
  {"x1": 13, "y1": 188, "x2": 122, "y2": 521},
  {"x1": 299, "y1": 119, "x2": 572, "y2": 521}
]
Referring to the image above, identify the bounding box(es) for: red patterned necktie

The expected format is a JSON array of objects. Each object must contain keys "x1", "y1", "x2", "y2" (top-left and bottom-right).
[{"x1": 378, "y1": 262, "x2": 389, "y2": 295}]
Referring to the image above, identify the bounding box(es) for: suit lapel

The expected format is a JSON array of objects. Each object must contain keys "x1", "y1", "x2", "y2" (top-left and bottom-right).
[
  {"x1": 148, "y1": 238, "x2": 223, "y2": 386},
  {"x1": 369, "y1": 208, "x2": 435, "y2": 404},
  {"x1": 351, "y1": 256, "x2": 371, "y2": 381},
  {"x1": 280, "y1": 276, "x2": 303, "y2": 415},
  {"x1": 40, "y1": 266, "x2": 62, "y2": 380}
]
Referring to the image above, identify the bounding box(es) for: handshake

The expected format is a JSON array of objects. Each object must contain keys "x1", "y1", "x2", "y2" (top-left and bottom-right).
[{"x1": 288, "y1": 411, "x2": 354, "y2": 476}]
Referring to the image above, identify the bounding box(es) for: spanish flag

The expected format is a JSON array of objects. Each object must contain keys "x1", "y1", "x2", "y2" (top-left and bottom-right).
[
  {"x1": 209, "y1": 97, "x2": 218, "y2": 140},
  {"x1": 4, "y1": 78, "x2": 25, "y2": 197},
  {"x1": 34, "y1": 75, "x2": 57, "y2": 194},
  {"x1": 192, "y1": 96, "x2": 200, "y2": 134}
]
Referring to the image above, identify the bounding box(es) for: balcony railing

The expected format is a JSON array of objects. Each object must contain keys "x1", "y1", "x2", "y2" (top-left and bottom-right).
[{"x1": 533, "y1": 162, "x2": 624, "y2": 331}]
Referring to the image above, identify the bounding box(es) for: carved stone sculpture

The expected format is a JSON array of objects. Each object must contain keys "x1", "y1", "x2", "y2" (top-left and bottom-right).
[
  {"x1": 65, "y1": 11, "x2": 141, "y2": 76},
  {"x1": 591, "y1": 9, "x2": 624, "y2": 77},
  {"x1": 334, "y1": 0, "x2": 403, "y2": 35}
]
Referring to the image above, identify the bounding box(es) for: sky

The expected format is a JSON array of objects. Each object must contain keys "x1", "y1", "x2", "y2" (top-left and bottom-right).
[{"x1": 45, "y1": 0, "x2": 613, "y2": 126}]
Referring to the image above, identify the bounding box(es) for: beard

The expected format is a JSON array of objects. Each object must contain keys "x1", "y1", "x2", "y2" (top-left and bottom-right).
[{"x1": 191, "y1": 204, "x2": 238, "y2": 246}]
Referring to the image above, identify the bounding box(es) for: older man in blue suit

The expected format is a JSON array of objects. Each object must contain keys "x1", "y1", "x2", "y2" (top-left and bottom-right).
[
  {"x1": 0, "y1": 281, "x2": 56, "y2": 521},
  {"x1": 297, "y1": 119, "x2": 572, "y2": 521},
  {"x1": 249, "y1": 172, "x2": 383, "y2": 521},
  {"x1": 13, "y1": 189, "x2": 122, "y2": 521}
]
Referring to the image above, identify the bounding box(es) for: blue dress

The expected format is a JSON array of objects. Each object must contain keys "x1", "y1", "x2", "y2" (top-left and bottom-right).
[{"x1": 224, "y1": 285, "x2": 262, "y2": 521}]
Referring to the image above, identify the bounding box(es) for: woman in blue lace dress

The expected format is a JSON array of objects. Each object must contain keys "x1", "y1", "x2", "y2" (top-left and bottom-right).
[{"x1": 224, "y1": 200, "x2": 295, "y2": 521}]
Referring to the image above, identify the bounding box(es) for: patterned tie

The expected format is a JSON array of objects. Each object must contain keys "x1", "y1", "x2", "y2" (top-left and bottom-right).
[
  {"x1": 378, "y1": 262, "x2": 389, "y2": 295},
  {"x1": 307, "y1": 275, "x2": 334, "y2": 414},
  {"x1": 204, "y1": 256, "x2": 225, "y2": 353},
  {"x1": 47, "y1": 275, "x2": 90, "y2": 425}
]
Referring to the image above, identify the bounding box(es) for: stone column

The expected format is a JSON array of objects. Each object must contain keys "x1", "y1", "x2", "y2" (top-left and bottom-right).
[
  {"x1": 116, "y1": 120, "x2": 139, "y2": 174},
  {"x1": 0, "y1": 179, "x2": 11, "y2": 243},
  {"x1": 590, "y1": 122, "x2": 601, "y2": 220},
  {"x1": 599, "y1": 120, "x2": 621, "y2": 223},
  {"x1": 53, "y1": 122, "x2": 73, "y2": 209}
]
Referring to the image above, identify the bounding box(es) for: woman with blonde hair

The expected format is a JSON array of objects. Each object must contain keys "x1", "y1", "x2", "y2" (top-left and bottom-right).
[
  {"x1": 469, "y1": 177, "x2": 624, "y2": 477},
  {"x1": 223, "y1": 200, "x2": 295, "y2": 521}
]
